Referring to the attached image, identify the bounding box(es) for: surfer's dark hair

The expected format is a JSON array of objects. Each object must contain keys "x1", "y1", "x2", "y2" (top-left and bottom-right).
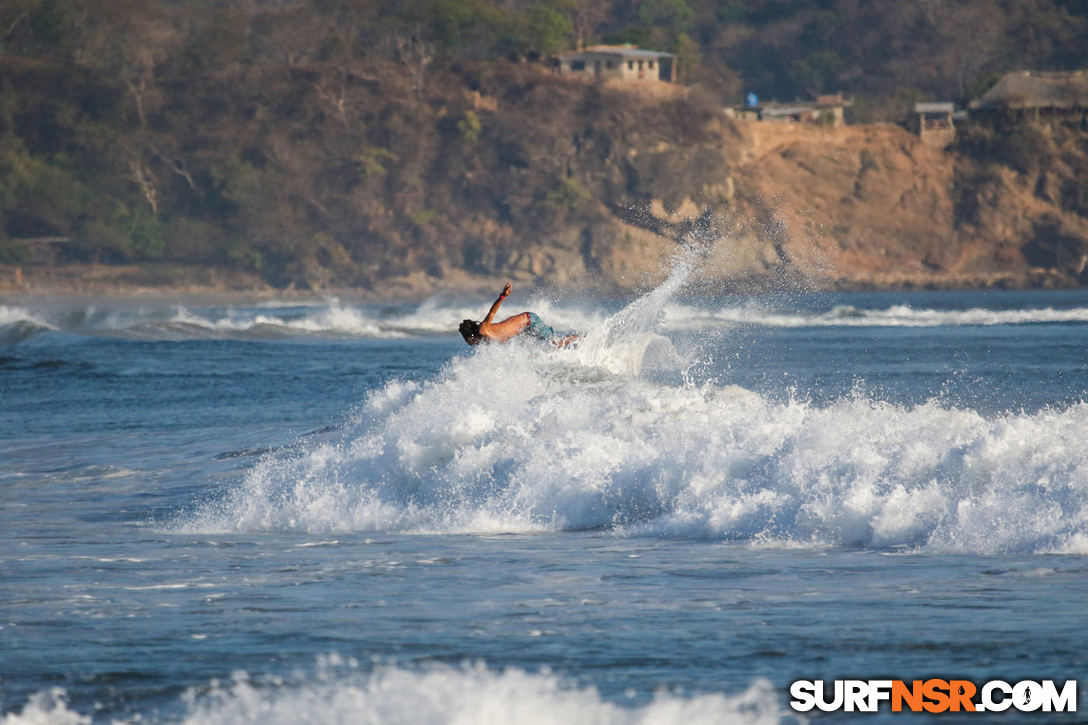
[{"x1": 459, "y1": 319, "x2": 481, "y2": 345}]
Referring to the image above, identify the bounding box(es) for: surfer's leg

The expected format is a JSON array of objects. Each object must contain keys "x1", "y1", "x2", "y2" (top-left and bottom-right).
[{"x1": 554, "y1": 333, "x2": 579, "y2": 348}]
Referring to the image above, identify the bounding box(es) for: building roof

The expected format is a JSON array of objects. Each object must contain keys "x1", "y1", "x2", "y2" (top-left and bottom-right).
[
  {"x1": 915, "y1": 102, "x2": 955, "y2": 113},
  {"x1": 761, "y1": 103, "x2": 818, "y2": 116},
  {"x1": 559, "y1": 45, "x2": 676, "y2": 60},
  {"x1": 759, "y1": 98, "x2": 846, "y2": 114},
  {"x1": 971, "y1": 70, "x2": 1088, "y2": 110}
]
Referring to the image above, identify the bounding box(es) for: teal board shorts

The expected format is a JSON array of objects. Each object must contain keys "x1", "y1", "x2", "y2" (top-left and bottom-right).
[{"x1": 524, "y1": 312, "x2": 557, "y2": 341}]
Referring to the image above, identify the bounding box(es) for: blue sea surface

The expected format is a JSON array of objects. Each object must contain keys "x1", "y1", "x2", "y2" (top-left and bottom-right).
[{"x1": 2, "y1": 280, "x2": 1088, "y2": 723}]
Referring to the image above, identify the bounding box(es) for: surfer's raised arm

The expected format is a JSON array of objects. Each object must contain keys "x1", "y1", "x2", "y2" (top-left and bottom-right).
[{"x1": 479, "y1": 283, "x2": 512, "y2": 328}]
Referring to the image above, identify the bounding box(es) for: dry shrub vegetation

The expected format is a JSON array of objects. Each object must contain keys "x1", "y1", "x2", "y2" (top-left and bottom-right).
[{"x1": 0, "y1": 0, "x2": 1086, "y2": 291}]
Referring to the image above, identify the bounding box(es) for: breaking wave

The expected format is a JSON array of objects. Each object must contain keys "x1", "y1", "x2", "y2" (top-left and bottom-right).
[
  {"x1": 663, "y1": 301, "x2": 1088, "y2": 329},
  {"x1": 0, "y1": 298, "x2": 599, "y2": 342},
  {"x1": 2, "y1": 663, "x2": 787, "y2": 725},
  {"x1": 0, "y1": 305, "x2": 55, "y2": 344},
  {"x1": 183, "y1": 260, "x2": 1088, "y2": 555},
  {"x1": 6, "y1": 288, "x2": 1088, "y2": 345}
]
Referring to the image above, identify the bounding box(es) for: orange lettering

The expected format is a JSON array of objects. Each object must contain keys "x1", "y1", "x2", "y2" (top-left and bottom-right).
[
  {"x1": 892, "y1": 680, "x2": 924, "y2": 712},
  {"x1": 949, "y1": 680, "x2": 976, "y2": 712},
  {"x1": 923, "y1": 679, "x2": 951, "y2": 713}
]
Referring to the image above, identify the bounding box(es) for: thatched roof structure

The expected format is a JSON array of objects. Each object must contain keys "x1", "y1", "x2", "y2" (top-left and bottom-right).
[{"x1": 970, "y1": 70, "x2": 1088, "y2": 110}]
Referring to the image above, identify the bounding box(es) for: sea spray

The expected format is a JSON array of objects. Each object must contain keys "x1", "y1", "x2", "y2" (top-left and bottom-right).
[
  {"x1": 573, "y1": 248, "x2": 696, "y2": 375},
  {"x1": 175, "y1": 664, "x2": 786, "y2": 725},
  {"x1": 0, "y1": 305, "x2": 54, "y2": 344},
  {"x1": 7, "y1": 292, "x2": 1088, "y2": 343},
  {"x1": 184, "y1": 274, "x2": 1088, "y2": 555},
  {"x1": 5, "y1": 665, "x2": 787, "y2": 725},
  {"x1": 677, "y1": 302, "x2": 1088, "y2": 328}
]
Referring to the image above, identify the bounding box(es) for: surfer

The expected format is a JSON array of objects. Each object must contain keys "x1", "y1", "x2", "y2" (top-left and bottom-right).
[{"x1": 459, "y1": 282, "x2": 578, "y2": 347}]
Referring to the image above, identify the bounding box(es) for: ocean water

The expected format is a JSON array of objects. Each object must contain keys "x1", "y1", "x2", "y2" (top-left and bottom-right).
[{"x1": 3, "y1": 265, "x2": 1088, "y2": 723}]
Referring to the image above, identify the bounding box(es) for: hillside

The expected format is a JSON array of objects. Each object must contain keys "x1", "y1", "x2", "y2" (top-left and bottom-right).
[
  {"x1": 3, "y1": 58, "x2": 1088, "y2": 298},
  {"x1": 3, "y1": 0, "x2": 1088, "y2": 298}
]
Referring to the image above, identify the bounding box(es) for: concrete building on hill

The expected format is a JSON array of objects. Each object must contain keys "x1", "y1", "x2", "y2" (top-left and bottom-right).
[
  {"x1": 726, "y1": 93, "x2": 851, "y2": 127},
  {"x1": 970, "y1": 70, "x2": 1088, "y2": 120},
  {"x1": 913, "y1": 102, "x2": 957, "y2": 147},
  {"x1": 555, "y1": 46, "x2": 677, "y2": 83}
]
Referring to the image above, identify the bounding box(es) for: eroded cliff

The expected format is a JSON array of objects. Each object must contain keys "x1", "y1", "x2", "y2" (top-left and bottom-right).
[{"x1": 580, "y1": 112, "x2": 1088, "y2": 293}]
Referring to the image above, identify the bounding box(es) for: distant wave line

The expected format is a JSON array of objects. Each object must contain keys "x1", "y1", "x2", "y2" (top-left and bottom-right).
[
  {"x1": 5, "y1": 300, "x2": 1088, "y2": 343},
  {"x1": 665, "y1": 303, "x2": 1088, "y2": 329}
]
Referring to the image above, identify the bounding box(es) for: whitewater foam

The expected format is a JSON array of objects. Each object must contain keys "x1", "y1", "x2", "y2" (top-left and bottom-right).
[
  {"x1": 6, "y1": 286, "x2": 1088, "y2": 345},
  {"x1": 664, "y1": 301, "x2": 1088, "y2": 329},
  {"x1": 3, "y1": 664, "x2": 789, "y2": 725},
  {"x1": 184, "y1": 267, "x2": 1088, "y2": 555},
  {"x1": 0, "y1": 297, "x2": 603, "y2": 342},
  {"x1": 0, "y1": 305, "x2": 55, "y2": 344}
]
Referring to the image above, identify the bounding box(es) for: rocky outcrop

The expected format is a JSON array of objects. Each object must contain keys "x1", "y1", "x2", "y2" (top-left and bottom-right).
[{"x1": 573, "y1": 113, "x2": 1088, "y2": 292}]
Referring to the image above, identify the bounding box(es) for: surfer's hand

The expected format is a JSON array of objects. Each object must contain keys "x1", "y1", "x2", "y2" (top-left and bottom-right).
[{"x1": 501, "y1": 282, "x2": 512, "y2": 299}]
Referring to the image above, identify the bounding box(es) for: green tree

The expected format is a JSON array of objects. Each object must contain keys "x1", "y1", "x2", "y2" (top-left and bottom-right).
[
  {"x1": 673, "y1": 31, "x2": 700, "y2": 84},
  {"x1": 510, "y1": 4, "x2": 574, "y2": 56},
  {"x1": 555, "y1": 0, "x2": 613, "y2": 49},
  {"x1": 457, "y1": 111, "x2": 482, "y2": 144},
  {"x1": 791, "y1": 50, "x2": 844, "y2": 95},
  {"x1": 0, "y1": 139, "x2": 90, "y2": 240},
  {"x1": 636, "y1": 0, "x2": 693, "y2": 32}
]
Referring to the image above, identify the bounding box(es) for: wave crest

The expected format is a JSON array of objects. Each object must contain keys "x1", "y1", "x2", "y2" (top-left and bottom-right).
[
  {"x1": 183, "y1": 330, "x2": 1088, "y2": 554},
  {"x1": 4, "y1": 664, "x2": 787, "y2": 725},
  {"x1": 665, "y1": 301, "x2": 1088, "y2": 329},
  {"x1": 180, "y1": 260, "x2": 1088, "y2": 554},
  {"x1": 0, "y1": 305, "x2": 54, "y2": 344}
]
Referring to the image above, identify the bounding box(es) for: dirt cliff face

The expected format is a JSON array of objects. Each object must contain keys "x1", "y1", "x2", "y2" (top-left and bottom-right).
[
  {"x1": 952, "y1": 116, "x2": 1088, "y2": 286},
  {"x1": 717, "y1": 122, "x2": 964, "y2": 289},
  {"x1": 584, "y1": 111, "x2": 1088, "y2": 293}
]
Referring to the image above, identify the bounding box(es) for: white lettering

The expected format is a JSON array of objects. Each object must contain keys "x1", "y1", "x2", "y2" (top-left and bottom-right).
[
  {"x1": 1041, "y1": 680, "x2": 1077, "y2": 713},
  {"x1": 868, "y1": 680, "x2": 893, "y2": 711},
  {"x1": 816, "y1": 680, "x2": 844, "y2": 712},
  {"x1": 982, "y1": 680, "x2": 1013, "y2": 712},
  {"x1": 845, "y1": 680, "x2": 868, "y2": 712},
  {"x1": 789, "y1": 680, "x2": 816, "y2": 712}
]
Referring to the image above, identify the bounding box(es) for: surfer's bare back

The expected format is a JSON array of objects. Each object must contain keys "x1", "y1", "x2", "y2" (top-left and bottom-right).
[{"x1": 459, "y1": 283, "x2": 578, "y2": 347}]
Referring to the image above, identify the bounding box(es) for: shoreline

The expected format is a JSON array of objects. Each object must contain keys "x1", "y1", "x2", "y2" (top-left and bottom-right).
[
  {"x1": 1, "y1": 262, "x2": 1083, "y2": 305},
  {"x1": 0, "y1": 263, "x2": 482, "y2": 305}
]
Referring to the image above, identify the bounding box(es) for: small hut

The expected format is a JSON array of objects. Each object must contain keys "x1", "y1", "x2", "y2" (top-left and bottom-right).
[
  {"x1": 556, "y1": 46, "x2": 678, "y2": 83},
  {"x1": 754, "y1": 94, "x2": 851, "y2": 126},
  {"x1": 913, "y1": 102, "x2": 956, "y2": 146}
]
